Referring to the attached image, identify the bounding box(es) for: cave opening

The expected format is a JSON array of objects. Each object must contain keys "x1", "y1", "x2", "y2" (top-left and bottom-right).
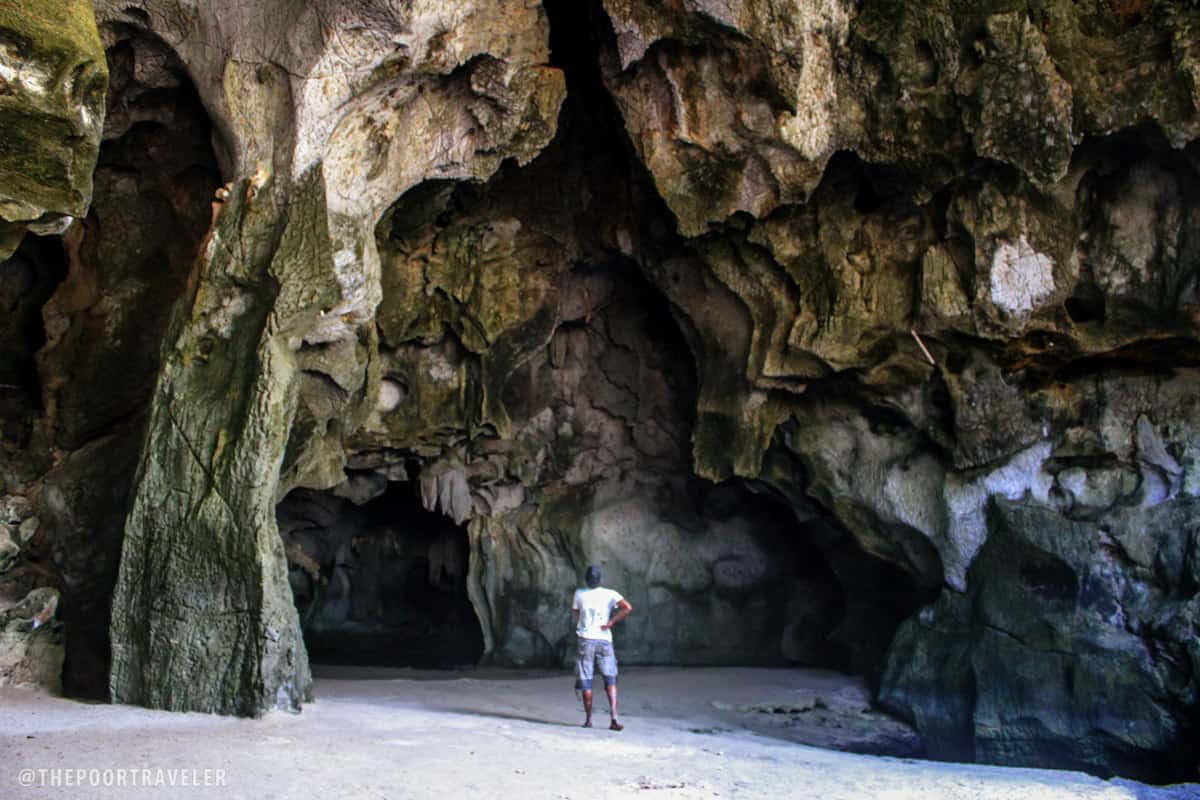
[
  {"x1": 279, "y1": 480, "x2": 484, "y2": 669},
  {"x1": 683, "y1": 480, "x2": 853, "y2": 673},
  {"x1": 2, "y1": 0, "x2": 1199, "y2": 783},
  {"x1": 487, "y1": 0, "x2": 927, "y2": 686},
  {"x1": 354, "y1": 0, "x2": 936, "y2": 691},
  {"x1": 723, "y1": 477, "x2": 938, "y2": 687}
]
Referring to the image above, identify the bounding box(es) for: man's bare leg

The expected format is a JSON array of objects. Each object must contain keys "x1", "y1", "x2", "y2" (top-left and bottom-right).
[
  {"x1": 606, "y1": 683, "x2": 622, "y2": 730},
  {"x1": 581, "y1": 689, "x2": 593, "y2": 727}
]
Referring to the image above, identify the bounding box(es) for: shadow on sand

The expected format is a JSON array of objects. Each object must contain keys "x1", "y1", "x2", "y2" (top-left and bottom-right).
[{"x1": 429, "y1": 705, "x2": 583, "y2": 729}]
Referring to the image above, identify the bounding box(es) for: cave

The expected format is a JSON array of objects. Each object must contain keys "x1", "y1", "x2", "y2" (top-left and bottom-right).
[
  {"x1": 279, "y1": 481, "x2": 483, "y2": 669},
  {"x1": 4, "y1": 0, "x2": 1200, "y2": 791},
  {"x1": 278, "y1": 465, "x2": 897, "y2": 681}
]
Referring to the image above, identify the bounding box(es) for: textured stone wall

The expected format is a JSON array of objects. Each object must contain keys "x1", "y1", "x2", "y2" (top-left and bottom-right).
[
  {"x1": 0, "y1": 0, "x2": 1198, "y2": 782},
  {"x1": 95, "y1": 0, "x2": 565, "y2": 715}
]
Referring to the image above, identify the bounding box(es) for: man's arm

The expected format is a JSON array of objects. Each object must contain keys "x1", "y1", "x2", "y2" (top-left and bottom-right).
[{"x1": 601, "y1": 598, "x2": 633, "y2": 631}]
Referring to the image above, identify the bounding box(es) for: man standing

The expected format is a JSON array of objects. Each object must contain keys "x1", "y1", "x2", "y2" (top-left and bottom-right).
[{"x1": 571, "y1": 565, "x2": 633, "y2": 730}]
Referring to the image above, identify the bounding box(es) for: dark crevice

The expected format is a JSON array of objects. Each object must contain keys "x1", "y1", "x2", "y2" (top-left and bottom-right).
[
  {"x1": 1051, "y1": 338, "x2": 1200, "y2": 383},
  {"x1": 812, "y1": 151, "x2": 917, "y2": 216},
  {"x1": 543, "y1": 0, "x2": 688, "y2": 250},
  {"x1": 1064, "y1": 284, "x2": 1107, "y2": 324},
  {"x1": 279, "y1": 482, "x2": 483, "y2": 668},
  {"x1": 807, "y1": 512, "x2": 938, "y2": 687},
  {"x1": 0, "y1": 235, "x2": 67, "y2": 439}
]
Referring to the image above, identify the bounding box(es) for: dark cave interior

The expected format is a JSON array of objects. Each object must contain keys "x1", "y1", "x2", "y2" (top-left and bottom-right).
[{"x1": 279, "y1": 480, "x2": 484, "y2": 668}]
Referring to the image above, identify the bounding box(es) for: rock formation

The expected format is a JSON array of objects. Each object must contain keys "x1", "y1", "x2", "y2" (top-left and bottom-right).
[
  {"x1": 0, "y1": 0, "x2": 1198, "y2": 783},
  {"x1": 0, "y1": 0, "x2": 107, "y2": 259}
]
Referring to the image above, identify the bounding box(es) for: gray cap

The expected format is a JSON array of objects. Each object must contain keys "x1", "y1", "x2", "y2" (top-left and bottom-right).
[{"x1": 585, "y1": 565, "x2": 602, "y2": 588}]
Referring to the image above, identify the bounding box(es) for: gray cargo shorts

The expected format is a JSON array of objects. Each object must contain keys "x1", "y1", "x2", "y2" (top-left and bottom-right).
[{"x1": 574, "y1": 637, "x2": 618, "y2": 690}]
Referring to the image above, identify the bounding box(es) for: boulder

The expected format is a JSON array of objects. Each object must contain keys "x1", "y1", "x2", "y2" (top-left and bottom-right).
[{"x1": 0, "y1": 587, "x2": 64, "y2": 692}]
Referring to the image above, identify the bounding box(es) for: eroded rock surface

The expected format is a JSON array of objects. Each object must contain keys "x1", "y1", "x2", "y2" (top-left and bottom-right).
[
  {"x1": 878, "y1": 370, "x2": 1200, "y2": 779},
  {"x1": 0, "y1": 0, "x2": 107, "y2": 258},
  {"x1": 0, "y1": 586, "x2": 63, "y2": 691},
  {"x1": 0, "y1": 0, "x2": 1197, "y2": 782},
  {"x1": 92, "y1": 0, "x2": 564, "y2": 715}
]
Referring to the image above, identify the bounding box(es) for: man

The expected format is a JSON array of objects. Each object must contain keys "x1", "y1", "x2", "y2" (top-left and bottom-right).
[{"x1": 571, "y1": 565, "x2": 633, "y2": 730}]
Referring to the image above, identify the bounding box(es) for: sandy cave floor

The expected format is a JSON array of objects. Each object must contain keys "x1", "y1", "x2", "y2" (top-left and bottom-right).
[{"x1": 2, "y1": 666, "x2": 1199, "y2": 800}]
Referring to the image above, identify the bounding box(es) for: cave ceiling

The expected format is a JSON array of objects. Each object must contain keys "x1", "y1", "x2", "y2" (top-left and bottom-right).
[{"x1": 1, "y1": 0, "x2": 1199, "y2": 782}]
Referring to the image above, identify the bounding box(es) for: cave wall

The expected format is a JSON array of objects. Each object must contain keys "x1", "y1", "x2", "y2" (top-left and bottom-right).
[
  {"x1": 0, "y1": 0, "x2": 1197, "y2": 782},
  {"x1": 0, "y1": 18, "x2": 215, "y2": 697},
  {"x1": 343, "y1": 166, "x2": 825, "y2": 669},
  {"x1": 99, "y1": 0, "x2": 564, "y2": 715},
  {"x1": 591, "y1": 0, "x2": 1200, "y2": 779}
]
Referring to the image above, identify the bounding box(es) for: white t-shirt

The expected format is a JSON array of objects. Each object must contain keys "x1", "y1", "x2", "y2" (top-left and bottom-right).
[{"x1": 572, "y1": 587, "x2": 624, "y2": 642}]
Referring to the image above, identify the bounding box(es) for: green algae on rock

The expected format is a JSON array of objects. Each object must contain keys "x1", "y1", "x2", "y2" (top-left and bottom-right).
[{"x1": 0, "y1": 0, "x2": 107, "y2": 258}]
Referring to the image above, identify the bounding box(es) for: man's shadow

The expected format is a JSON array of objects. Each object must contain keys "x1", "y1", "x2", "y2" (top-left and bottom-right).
[{"x1": 432, "y1": 706, "x2": 580, "y2": 729}]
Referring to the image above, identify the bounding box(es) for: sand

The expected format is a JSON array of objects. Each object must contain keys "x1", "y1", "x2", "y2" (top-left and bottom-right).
[{"x1": 2, "y1": 666, "x2": 1198, "y2": 799}]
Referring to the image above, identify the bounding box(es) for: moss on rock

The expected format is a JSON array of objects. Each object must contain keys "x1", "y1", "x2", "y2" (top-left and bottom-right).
[
  {"x1": 109, "y1": 180, "x2": 316, "y2": 715},
  {"x1": 0, "y1": 0, "x2": 107, "y2": 257}
]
